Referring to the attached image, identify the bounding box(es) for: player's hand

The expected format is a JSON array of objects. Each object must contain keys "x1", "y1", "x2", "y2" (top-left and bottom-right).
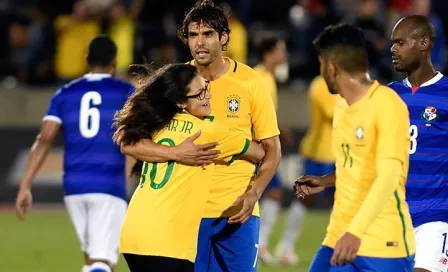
[
  {"x1": 175, "y1": 130, "x2": 220, "y2": 166},
  {"x1": 331, "y1": 232, "x2": 361, "y2": 266},
  {"x1": 228, "y1": 189, "x2": 259, "y2": 224},
  {"x1": 293, "y1": 175, "x2": 326, "y2": 199},
  {"x1": 15, "y1": 188, "x2": 33, "y2": 221}
]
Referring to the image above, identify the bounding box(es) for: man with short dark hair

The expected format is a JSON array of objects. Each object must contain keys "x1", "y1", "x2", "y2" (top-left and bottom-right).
[
  {"x1": 294, "y1": 24, "x2": 415, "y2": 271},
  {"x1": 389, "y1": 15, "x2": 448, "y2": 272}
]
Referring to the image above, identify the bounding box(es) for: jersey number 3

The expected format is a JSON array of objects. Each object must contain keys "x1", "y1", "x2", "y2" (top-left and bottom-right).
[
  {"x1": 409, "y1": 125, "x2": 418, "y2": 154},
  {"x1": 79, "y1": 91, "x2": 102, "y2": 138}
]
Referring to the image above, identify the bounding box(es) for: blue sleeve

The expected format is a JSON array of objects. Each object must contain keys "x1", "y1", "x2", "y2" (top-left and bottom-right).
[
  {"x1": 43, "y1": 88, "x2": 63, "y2": 124},
  {"x1": 127, "y1": 82, "x2": 136, "y2": 97}
]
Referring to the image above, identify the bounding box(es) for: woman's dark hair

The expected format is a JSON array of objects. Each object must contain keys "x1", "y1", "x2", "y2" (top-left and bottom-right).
[{"x1": 113, "y1": 63, "x2": 198, "y2": 146}]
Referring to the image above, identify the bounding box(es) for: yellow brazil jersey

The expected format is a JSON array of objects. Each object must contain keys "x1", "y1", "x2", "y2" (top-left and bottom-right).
[
  {"x1": 254, "y1": 65, "x2": 278, "y2": 109},
  {"x1": 54, "y1": 16, "x2": 99, "y2": 79},
  {"x1": 120, "y1": 113, "x2": 251, "y2": 262},
  {"x1": 323, "y1": 81, "x2": 415, "y2": 258},
  {"x1": 300, "y1": 75, "x2": 340, "y2": 162},
  {"x1": 109, "y1": 16, "x2": 134, "y2": 72},
  {"x1": 189, "y1": 57, "x2": 280, "y2": 218}
]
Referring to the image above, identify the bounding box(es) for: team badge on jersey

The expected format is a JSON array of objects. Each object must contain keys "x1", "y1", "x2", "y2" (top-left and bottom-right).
[
  {"x1": 227, "y1": 95, "x2": 241, "y2": 118},
  {"x1": 356, "y1": 127, "x2": 364, "y2": 140},
  {"x1": 421, "y1": 106, "x2": 438, "y2": 123}
]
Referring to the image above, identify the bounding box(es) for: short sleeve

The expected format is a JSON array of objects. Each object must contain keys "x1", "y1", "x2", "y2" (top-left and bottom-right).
[
  {"x1": 375, "y1": 88, "x2": 410, "y2": 162},
  {"x1": 250, "y1": 73, "x2": 280, "y2": 140},
  {"x1": 43, "y1": 89, "x2": 64, "y2": 124}
]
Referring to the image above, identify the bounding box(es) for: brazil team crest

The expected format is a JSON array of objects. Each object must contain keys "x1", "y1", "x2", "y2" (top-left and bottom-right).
[
  {"x1": 355, "y1": 127, "x2": 364, "y2": 140},
  {"x1": 227, "y1": 95, "x2": 241, "y2": 117},
  {"x1": 422, "y1": 106, "x2": 438, "y2": 123}
]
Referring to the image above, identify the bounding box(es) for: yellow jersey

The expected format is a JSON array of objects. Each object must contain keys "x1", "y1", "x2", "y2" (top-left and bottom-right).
[
  {"x1": 323, "y1": 81, "x2": 415, "y2": 258},
  {"x1": 54, "y1": 16, "x2": 99, "y2": 79},
  {"x1": 120, "y1": 113, "x2": 251, "y2": 261},
  {"x1": 109, "y1": 16, "x2": 134, "y2": 72},
  {"x1": 190, "y1": 57, "x2": 280, "y2": 218},
  {"x1": 224, "y1": 20, "x2": 247, "y2": 64},
  {"x1": 300, "y1": 75, "x2": 340, "y2": 162},
  {"x1": 254, "y1": 65, "x2": 278, "y2": 109}
]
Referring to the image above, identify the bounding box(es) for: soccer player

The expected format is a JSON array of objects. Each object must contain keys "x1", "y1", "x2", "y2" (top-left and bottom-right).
[
  {"x1": 389, "y1": 15, "x2": 448, "y2": 272},
  {"x1": 119, "y1": 1, "x2": 281, "y2": 271},
  {"x1": 294, "y1": 24, "x2": 415, "y2": 271},
  {"x1": 254, "y1": 36, "x2": 300, "y2": 265},
  {"x1": 14, "y1": 35, "x2": 134, "y2": 272},
  {"x1": 115, "y1": 63, "x2": 265, "y2": 272}
]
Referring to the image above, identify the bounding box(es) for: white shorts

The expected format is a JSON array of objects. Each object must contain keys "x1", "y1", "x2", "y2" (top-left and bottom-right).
[
  {"x1": 415, "y1": 221, "x2": 448, "y2": 272},
  {"x1": 64, "y1": 193, "x2": 127, "y2": 265}
]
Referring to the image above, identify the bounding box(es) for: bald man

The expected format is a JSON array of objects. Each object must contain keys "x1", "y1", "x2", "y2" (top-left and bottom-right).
[{"x1": 389, "y1": 15, "x2": 448, "y2": 272}]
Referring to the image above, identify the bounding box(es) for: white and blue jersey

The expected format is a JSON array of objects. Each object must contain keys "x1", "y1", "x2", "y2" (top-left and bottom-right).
[
  {"x1": 44, "y1": 73, "x2": 134, "y2": 201},
  {"x1": 388, "y1": 73, "x2": 448, "y2": 228}
]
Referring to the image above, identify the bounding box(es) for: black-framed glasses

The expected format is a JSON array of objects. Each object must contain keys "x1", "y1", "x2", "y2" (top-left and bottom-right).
[{"x1": 186, "y1": 81, "x2": 210, "y2": 101}]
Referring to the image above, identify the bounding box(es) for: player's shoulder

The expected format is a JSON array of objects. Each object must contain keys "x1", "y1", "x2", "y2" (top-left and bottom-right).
[
  {"x1": 386, "y1": 79, "x2": 406, "y2": 89},
  {"x1": 98, "y1": 76, "x2": 134, "y2": 90},
  {"x1": 309, "y1": 76, "x2": 328, "y2": 94},
  {"x1": 372, "y1": 83, "x2": 408, "y2": 113},
  {"x1": 229, "y1": 59, "x2": 263, "y2": 82}
]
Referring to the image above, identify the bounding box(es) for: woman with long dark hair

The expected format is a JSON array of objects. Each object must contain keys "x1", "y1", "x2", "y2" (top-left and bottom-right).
[{"x1": 114, "y1": 63, "x2": 265, "y2": 272}]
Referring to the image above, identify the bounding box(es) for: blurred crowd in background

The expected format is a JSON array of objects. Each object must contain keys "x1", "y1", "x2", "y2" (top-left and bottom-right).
[{"x1": 1, "y1": 0, "x2": 448, "y2": 89}]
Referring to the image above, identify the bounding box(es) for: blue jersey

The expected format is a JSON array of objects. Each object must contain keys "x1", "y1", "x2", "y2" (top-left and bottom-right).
[
  {"x1": 388, "y1": 72, "x2": 448, "y2": 227},
  {"x1": 43, "y1": 73, "x2": 134, "y2": 200}
]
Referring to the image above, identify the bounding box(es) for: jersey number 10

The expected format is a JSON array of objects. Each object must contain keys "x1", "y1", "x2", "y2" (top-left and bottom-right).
[
  {"x1": 140, "y1": 138, "x2": 176, "y2": 190},
  {"x1": 79, "y1": 91, "x2": 102, "y2": 138},
  {"x1": 409, "y1": 125, "x2": 418, "y2": 154}
]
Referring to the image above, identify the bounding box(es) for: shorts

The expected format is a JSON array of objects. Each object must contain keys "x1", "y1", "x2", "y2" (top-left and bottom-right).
[
  {"x1": 64, "y1": 193, "x2": 127, "y2": 265},
  {"x1": 266, "y1": 172, "x2": 282, "y2": 190},
  {"x1": 304, "y1": 159, "x2": 336, "y2": 196},
  {"x1": 414, "y1": 221, "x2": 448, "y2": 272},
  {"x1": 195, "y1": 216, "x2": 260, "y2": 272},
  {"x1": 123, "y1": 254, "x2": 194, "y2": 272},
  {"x1": 309, "y1": 245, "x2": 415, "y2": 272}
]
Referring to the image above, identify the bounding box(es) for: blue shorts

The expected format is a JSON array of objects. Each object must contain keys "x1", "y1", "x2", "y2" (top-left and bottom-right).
[
  {"x1": 309, "y1": 245, "x2": 415, "y2": 272},
  {"x1": 195, "y1": 216, "x2": 260, "y2": 272},
  {"x1": 304, "y1": 159, "x2": 335, "y2": 176},
  {"x1": 304, "y1": 159, "x2": 336, "y2": 196},
  {"x1": 266, "y1": 172, "x2": 282, "y2": 190}
]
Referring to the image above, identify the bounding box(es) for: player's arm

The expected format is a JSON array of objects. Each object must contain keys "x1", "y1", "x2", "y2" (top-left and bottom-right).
[
  {"x1": 120, "y1": 130, "x2": 220, "y2": 166},
  {"x1": 16, "y1": 120, "x2": 61, "y2": 220},
  {"x1": 16, "y1": 89, "x2": 63, "y2": 220},
  {"x1": 241, "y1": 141, "x2": 265, "y2": 163},
  {"x1": 347, "y1": 95, "x2": 410, "y2": 238},
  {"x1": 248, "y1": 74, "x2": 282, "y2": 198},
  {"x1": 213, "y1": 128, "x2": 265, "y2": 164},
  {"x1": 19, "y1": 121, "x2": 61, "y2": 190},
  {"x1": 228, "y1": 74, "x2": 281, "y2": 224}
]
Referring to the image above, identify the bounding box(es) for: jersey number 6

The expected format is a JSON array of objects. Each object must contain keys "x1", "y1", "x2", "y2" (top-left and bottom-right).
[{"x1": 79, "y1": 91, "x2": 102, "y2": 138}]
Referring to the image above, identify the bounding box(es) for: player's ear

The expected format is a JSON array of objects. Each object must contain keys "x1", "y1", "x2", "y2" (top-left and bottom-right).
[
  {"x1": 177, "y1": 103, "x2": 186, "y2": 111},
  {"x1": 328, "y1": 61, "x2": 337, "y2": 78},
  {"x1": 420, "y1": 36, "x2": 431, "y2": 51},
  {"x1": 220, "y1": 32, "x2": 229, "y2": 47}
]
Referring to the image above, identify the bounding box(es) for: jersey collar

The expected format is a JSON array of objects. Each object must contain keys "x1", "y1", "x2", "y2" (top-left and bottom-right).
[
  {"x1": 404, "y1": 72, "x2": 443, "y2": 87},
  {"x1": 83, "y1": 73, "x2": 112, "y2": 79}
]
